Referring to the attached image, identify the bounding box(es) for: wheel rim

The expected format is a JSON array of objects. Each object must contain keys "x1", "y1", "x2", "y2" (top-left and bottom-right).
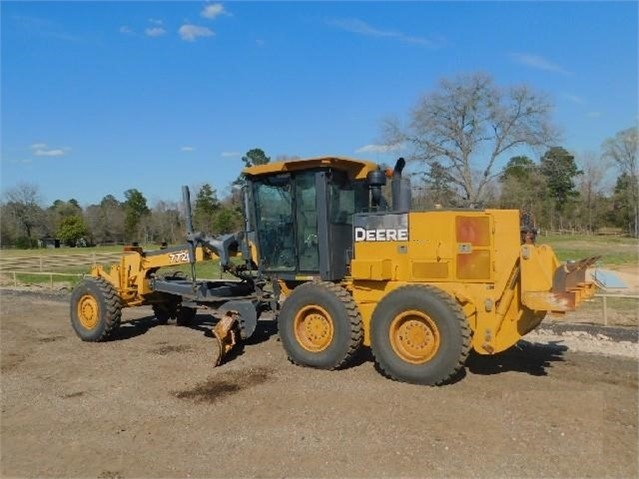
[
  {"x1": 77, "y1": 294, "x2": 99, "y2": 330},
  {"x1": 389, "y1": 310, "x2": 440, "y2": 364},
  {"x1": 294, "y1": 304, "x2": 334, "y2": 352}
]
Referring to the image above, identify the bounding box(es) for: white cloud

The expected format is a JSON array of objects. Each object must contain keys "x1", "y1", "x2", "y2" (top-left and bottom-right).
[
  {"x1": 221, "y1": 151, "x2": 241, "y2": 158},
  {"x1": 330, "y1": 18, "x2": 395, "y2": 37},
  {"x1": 29, "y1": 143, "x2": 69, "y2": 157},
  {"x1": 356, "y1": 143, "x2": 404, "y2": 154},
  {"x1": 35, "y1": 149, "x2": 65, "y2": 157},
  {"x1": 328, "y1": 18, "x2": 439, "y2": 48},
  {"x1": 178, "y1": 24, "x2": 215, "y2": 41},
  {"x1": 564, "y1": 93, "x2": 585, "y2": 104},
  {"x1": 201, "y1": 3, "x2": 228, "y2": 19},
  {"x1": 145, "y1": 27, "x2": 166, "y2": 37},
  {"x1": 181, "y1": 146, "x2": 196, "y2": 152},
  {"x1": 510, "y1": 52, "x2": 570, "y2": 75},
  {"x1": 149, "y1": 18, "x2": 163, "y2": 25},
  {"x1": 587, "y1": 111, "x2": 602, "y2": 118},
  {"x1": 119, "y1": 26, "x2": 133, "y2": 34},
  {"x1": 14, "y1": 14, "x2": 79, "y2": 42}
]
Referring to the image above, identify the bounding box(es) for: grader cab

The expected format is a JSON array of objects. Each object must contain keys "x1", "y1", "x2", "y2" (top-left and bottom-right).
[{"x1": 70, "y1": 156, "x2": 597, "y2": 385}]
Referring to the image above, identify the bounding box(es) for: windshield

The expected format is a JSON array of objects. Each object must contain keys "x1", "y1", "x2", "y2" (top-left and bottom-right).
[{"x1": 254, "y1": 176, "x2": 295, "y2": 271}]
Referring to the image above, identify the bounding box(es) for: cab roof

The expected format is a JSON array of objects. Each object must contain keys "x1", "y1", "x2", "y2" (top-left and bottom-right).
[{"x1": 242, "y1": 156, "x2": 379, "y2": 181}]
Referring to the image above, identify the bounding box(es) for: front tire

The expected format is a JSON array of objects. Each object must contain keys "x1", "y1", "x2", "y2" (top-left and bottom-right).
[
  {"x1": 70, "y1": 277, "x2": 122, "y2": 341},
  {"x1": 370, "y1": 285, "x2": 471, "y2": 385},
  {"x1": 278, "y1": 281, "x2": 363, "y2": 370}
]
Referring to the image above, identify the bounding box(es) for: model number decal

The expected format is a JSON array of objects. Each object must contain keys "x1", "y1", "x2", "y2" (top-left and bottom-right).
[
  {"x1": 354, "y1": 227, "x2": 408, "y2": 242},
  {"x1": 169, "y1": 250, "x2": 190, "y2": 263}
]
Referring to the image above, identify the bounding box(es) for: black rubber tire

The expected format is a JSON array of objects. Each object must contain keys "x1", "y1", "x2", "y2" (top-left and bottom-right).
[
  {"x1": 370, "y1": 285, "x2": 471, "y2": 385},
  {"x1": 277, "y1": 281, "x2": 363, "y2": 370},
  {"x1": 152, "y1": 303, "x2": 175, "y2": 325},
  {"x1": 70, "y1": 277, "x2": 122, "y2": 342},
  {"x1": 176, "y1": 306, "x2": 197, "y2": 326}
]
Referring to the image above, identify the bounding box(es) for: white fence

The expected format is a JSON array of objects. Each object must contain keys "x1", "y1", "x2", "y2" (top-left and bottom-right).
[
  {"x1": 4, "y1": 271, "x2": 84, "y2": 289},
  {"x1": 0, "y1": 252, "x2": 123, "y2": 273},
  {"x1": 599, "y1": 293, "x2": 639, "y2": 326}
]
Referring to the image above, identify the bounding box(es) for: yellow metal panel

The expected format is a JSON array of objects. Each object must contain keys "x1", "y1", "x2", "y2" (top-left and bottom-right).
[
  {"x1": 485, "y1": 209, "x2": 521, "y2": 293},
  {"x1": 243, "y1": 156, "x2": 379, "y2": 180},
  {"x1": 411, "y1": 261, "x2": 448, "y2": 279},
  {"x1": 352, "y1": 240, "x2": 410, "y2": 280},
  {"x1": 351, "y1": 259, "x2": 394, "y2": 280},
  {"x1": 350, "y1": 208, "x2": 547, "y2": 354},
  {"x1": 520, "y1": 244, "x2": 557, "y2": 294},
  {"x1": 456, "y1": 250, "x2": 491, "y2": 280}
]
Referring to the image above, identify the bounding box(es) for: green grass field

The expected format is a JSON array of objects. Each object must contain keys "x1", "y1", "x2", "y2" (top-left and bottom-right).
[{"x1": 540, "y1": 234, "x2": 638, "y2": 266}]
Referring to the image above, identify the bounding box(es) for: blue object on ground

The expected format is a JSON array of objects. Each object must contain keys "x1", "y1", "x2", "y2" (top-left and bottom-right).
[{"x1": 592, "y1": 269, "x2": 628, "y2": 289}]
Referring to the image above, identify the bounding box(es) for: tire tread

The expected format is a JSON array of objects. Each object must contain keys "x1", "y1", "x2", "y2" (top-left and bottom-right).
[
  {"x1": 281, "y1": 281, "x2": 363, "y2": 370},
  {"x1": 371, "y1": 285, "x2": 471, "y2": 385},
  {"x1": 71, "y1": 277, "x2": 122, "y2": 342},
  {"x1": 93, "y1": 277, "x2": 122, "y2": 341}
]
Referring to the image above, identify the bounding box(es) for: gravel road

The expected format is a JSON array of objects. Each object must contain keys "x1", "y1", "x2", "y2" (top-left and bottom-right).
[{"x1": 1, "y1": 291, "x2": 637, "y2": 478}]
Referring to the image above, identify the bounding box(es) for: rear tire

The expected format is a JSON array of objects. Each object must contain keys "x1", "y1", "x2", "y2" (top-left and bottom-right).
[
  {"x1": 70, "y1": 277, "x2": 122, "y2": 342},
  {"x1": 370, "y1": 285, "x2": 471, "y2": 385},
  {"x1": 277, "y1": 281, "x2": 363, "y2": 370}
]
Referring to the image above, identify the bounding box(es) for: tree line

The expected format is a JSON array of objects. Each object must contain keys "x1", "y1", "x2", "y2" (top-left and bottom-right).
[
  {"x1": 415, "y1": 139, "x2": 637, "y2": 236},
  {"x1": 2, "y1": 72, "x2": 638, "y2": 248},
  {"x1": 0, "y1": 149, "x2": 271, "y2": 248}
]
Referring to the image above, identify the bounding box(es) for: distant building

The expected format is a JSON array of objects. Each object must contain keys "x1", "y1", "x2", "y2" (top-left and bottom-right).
[{"x1": 39, "y1": 237, "x2": 60, "y2": 249}]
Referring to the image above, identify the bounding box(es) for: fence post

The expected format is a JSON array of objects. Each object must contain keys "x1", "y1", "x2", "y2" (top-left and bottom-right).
[
  {"x1": 40, "y1": 255, "x2": 44, "y2": 272},
  {"x1": 602, "y1": 294, "x2": 608, "y2": 326}
]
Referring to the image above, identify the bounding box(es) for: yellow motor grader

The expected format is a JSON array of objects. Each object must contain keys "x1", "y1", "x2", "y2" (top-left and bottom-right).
[{"x1": 70, "y1": 157, "x2": 597, "y2": 385}]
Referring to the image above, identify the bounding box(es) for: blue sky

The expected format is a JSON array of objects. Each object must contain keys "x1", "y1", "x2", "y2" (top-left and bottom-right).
[{"x1": 1, "y1": 1, "x2": 637, "y2": 207}]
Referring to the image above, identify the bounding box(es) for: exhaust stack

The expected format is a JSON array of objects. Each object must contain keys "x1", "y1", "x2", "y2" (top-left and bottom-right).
[{"x1": 391, "y1": 157, "x2": 411, "y2": 213}]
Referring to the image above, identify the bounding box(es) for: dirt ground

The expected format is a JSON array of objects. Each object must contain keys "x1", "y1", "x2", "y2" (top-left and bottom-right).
[{"x1": 1, "y1": 292, "x2": 637, "y2": 479}]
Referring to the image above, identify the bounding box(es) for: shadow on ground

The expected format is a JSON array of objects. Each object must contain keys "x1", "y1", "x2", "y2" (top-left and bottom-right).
[
  {"x1": 466, "y1": 340, "x2": 568, "y2": 377},
  {"x1": 112, "y1": 313, "x2": 280, "y2": 364},
  {"x1": 109, "y1": 311, "x2": 568, "y2": 380}
]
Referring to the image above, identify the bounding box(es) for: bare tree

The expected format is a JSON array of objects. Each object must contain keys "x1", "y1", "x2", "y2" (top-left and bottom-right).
[
  {"x1": 385, "y1": 72, "x2": 558, "y2": 205},
  {"x1": 149, "y1": 200, "x2": 183, "y2": 244},
  {"x1": 602, "y1": 127, "x2": 639, "y2": 237},
  {"x1": 3, "y1": 183, "x2": 46, "y2": 243},
  {"x1": 576, "y1": 151, "x2": 608, "y2": 233}
]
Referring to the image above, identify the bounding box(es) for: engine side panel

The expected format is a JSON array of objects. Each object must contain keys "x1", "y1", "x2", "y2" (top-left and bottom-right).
[{"x1": 349, "y1": 209, "x2": 541, "y2": 352}]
